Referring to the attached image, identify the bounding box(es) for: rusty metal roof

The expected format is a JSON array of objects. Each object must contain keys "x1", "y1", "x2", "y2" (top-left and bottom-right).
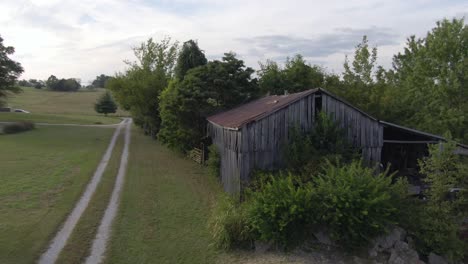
[{"x1": 207, "y1": 89, "x2": 318, "y2": 129}]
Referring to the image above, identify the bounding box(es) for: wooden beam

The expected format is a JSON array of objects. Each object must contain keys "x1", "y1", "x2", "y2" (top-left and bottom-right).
[{"x1": 383, "y1": 140, "x2": 439, "y2": 144}]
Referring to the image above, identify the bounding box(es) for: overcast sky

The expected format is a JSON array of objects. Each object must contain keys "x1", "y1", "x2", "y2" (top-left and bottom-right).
[{"x1": 1, "y1": 0, "x2": 466, "y2": 84}]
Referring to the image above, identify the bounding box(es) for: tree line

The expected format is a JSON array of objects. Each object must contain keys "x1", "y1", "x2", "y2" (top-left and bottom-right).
[
  {"x1": 258, "y1": 18, "x2": 467, "y2": 144},
  {"x1": 18, "y1": 79, "x2": 45, "y2": 89},
  {"x1": 15, "y1": 74, "x2": 113, "y2": 91},
  {"x1": 1, "y1": 18, "x2": 466, "y2": 145},
  {"x1": 107, "y1": 38, "x2": 259, "y2": 148},
  {"x1": 106, "y1": 17, "x2": 467, "y2": 150}
]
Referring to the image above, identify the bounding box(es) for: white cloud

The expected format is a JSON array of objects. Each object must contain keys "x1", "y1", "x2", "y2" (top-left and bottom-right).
[{"x1": 1, "y1": 0, "x2": 466, "y2": 83}]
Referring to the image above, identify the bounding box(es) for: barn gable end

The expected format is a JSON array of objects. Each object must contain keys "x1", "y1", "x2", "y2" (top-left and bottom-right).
[{"x1": 207, "y1": 88, "x2": 385, "y2": 194}]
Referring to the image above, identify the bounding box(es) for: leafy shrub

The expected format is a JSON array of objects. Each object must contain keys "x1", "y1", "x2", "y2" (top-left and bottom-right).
[
  {"x1": 301, "y1": 154, "x2": 343, "y2": 182},
  {"x1": 3, "y1": 121, "x2": 35, "y2": 134},
  {"x1": 283, "y1": 112, "x2": 357, "y2": 173},
  {"x1": 248, "y1": 169, "x2": 285, "y2": 192},
  {"x1": 309, "y1": 112, "x2": 356, "y2": 158},
  {"x1": 209, "y1": 194, "x2": 252, "y2": 249},
  {"x1": 405, "y1": 203, "x2": 466, "y2": 261},
  {"x1": 246, "y1": 174, "x2": 315, "y2": 247},
  {"x1": 207, "y1": 144, "x2": 220, "y2": 178},
  {"x1": 401, "y1": 141, "x2": 468, "y2": 261},
  {"x1": 312, "y1": 160, "x2": 407, "y2": 247},
  {"x1": 283, "y1": 125, "x2": 315, "y2": 171}
]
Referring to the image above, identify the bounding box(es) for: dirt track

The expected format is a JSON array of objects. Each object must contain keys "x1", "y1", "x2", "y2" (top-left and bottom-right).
[
  {"x1": 85, "y1": 118, "x2": 132, "y2": 264},
  {"x1": 38, "y1": 118, "x2": 131, "y2": 264}
]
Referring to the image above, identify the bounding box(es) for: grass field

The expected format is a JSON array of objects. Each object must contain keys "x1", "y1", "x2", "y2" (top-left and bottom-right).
[
  {"x1": 104, "y1": 127, "x2": 221, "y2": 264},
  {"x1": 0, "y1": 125, "x2": 114, "y2": 264},
  {"x1": 0, "y1": 112, "x2": 120, "y2": 125},
  {"x1": 1, "y1": 87, "x2": 126, "y2": 124},
  {"x1": 56, "y1": 132, "x2": 125, "y2": 264}
]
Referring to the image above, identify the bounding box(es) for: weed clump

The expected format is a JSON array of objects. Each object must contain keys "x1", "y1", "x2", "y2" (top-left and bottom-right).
[{"x1": 3, "y1": 121, "x2": 35, "y2": 134}]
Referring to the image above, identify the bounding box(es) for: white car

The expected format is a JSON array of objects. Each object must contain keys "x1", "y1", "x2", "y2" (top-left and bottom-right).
[{"x1": 14, "y1": 109, "x2": 30, "y2": 113}]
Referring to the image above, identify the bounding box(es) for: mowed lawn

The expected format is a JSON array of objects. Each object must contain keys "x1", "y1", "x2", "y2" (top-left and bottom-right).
[
  {"x1": 0, "y1": 126, "x2": 114, "y2": 264},
  {"x1": 104, "y1": 127, "x2": 221, "y2": 264},
  {"x1": 1, "y1": 87, "x2": 126, "y2": 124}
]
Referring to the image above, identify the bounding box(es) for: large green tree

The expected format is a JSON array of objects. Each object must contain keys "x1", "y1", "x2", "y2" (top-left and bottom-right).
[
  {"x1": 258, "y1": 54, "x2": 326, "y2": 95},
  {"x1": 159, "y1": 52, "x2": 259, "y2": 151},
  {"x1": 390, "y1": 18, "x2": 468, "y2": 143},
  {"x1": 46, "y1": 75, "x2": 59, "y2": 90},
  {"x1": 28, "y1": 79, "x2": 44, "y2": 89},
  {"x1": 284, "y1": 54, "x2": 325, "y2": 93},
  {"x1": 333, "y1": 36, "x2": 391, "y2": 118},
  {"x1": 46, "y1": 75, "x2": 81, "y2": 91},
  {"x1": 92, "y1": 74, "x2": 112, "y2": 88},
  {"x1": 57, "y1": 78, "x2": 81, "y2": 91},
  {"x1": 174, "y1": 40, "x2": 207, "y2": 80},
  {"x1": 107, "y1": 37, "x2": 178, "y2": 137},
  {"x1": 258, "y1": 60, "x2": 288, "y2": 95},
  {"x1": 0, "y1": 35, "x2": 23, "y2": 106},
  {"x1": 343, "y1": 36, "x2": 377, "y2": 86}
]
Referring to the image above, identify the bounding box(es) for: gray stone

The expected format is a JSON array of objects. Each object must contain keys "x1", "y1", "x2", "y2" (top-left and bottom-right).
[
  {"x1": 313, "y1": 230, "x2": 333, "y2": 245},
  {"x1": 369, "y1": 227, "x2": 407, "y2": 256},
  {"x1": 368, "y1": 247, "x2": 378, "y2": 258},
  {"x1": 254, "y1": 240, "x2": 274, "y2": 254},
  {"x1": 428, "y1": 252, "x2": 448, "y2": 264},
  {"x1": 388, "y1": 250, "x2": 406, "y2": 264},
  {"x1": 406, "y1": 236, "x2": 415, "y2": 249},
  {"x1": 352, "y1": 256, "x2": 366, "y2": 264},
  {"x1": 388, "y1": 241, "x2": 422, "y2": 264},
  {"x1": 394, "y1": 240, "x2": 410, "y2": 251}
]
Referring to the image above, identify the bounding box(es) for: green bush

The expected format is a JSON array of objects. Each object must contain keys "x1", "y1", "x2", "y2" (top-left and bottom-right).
[
  {"x1": 94, "y1": 91, "x2": 117, "y2": 116},
  {"x1": 309, "y1": 112, "x2": 355, "y2": 158},
  {"x1": 3, "y1": 121, "x2": 35, "y2": 134},
  {"x1": 312, "y1": 160, "x2": 407, "y2": 247},
  {"x1": 241, "y1": 161, "x2": 409, "y2": 250},
  {"x1": 246, "y1": 174, "x2": 315, "y2": 247},
  {"x1": 283, "y1": 112, "x2": 357, "y2": 173},
  {"x1": 209, "y1": 194, "x2": 252, "y2": 249},
  {"x1": 248, "y1": 169, "x2": 285, "y2": 192},
  {"x1": 401, "y1": 141, "x2": 468, "y2": 261},
  {"x1": 283, "y1": 125, "x2": 315, "y2": 171},
  {"x1": 405, "y1": 203, "x2": 466, "y2": 261},
  {"x1": 207, "y1": 144, "x2": 220, "y2": 178}
]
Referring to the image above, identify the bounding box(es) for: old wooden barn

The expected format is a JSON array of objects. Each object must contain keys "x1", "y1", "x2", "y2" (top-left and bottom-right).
[{"x1": 207, "y1": 88, "x2": 468, "y2": 194}]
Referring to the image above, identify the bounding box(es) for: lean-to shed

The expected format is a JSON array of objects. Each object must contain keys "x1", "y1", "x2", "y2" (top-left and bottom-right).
[{"x1": 207, "y1": 88, "x2": 468, "y2": 194}]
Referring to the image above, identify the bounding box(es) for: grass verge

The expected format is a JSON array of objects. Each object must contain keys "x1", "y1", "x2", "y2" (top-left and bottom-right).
[
  {"x1": 1, "y1": 87, "x2": 126, "y2": 125},
  {"x1": 0, "y1": 112, "x2": 121, "y2": 125},
  {"x1": 0, "y1": 126, "x2": 114, "y2": 264},
  {"x1": 104, "y1": 126, "x2": 221, "y2": 264},
  {"x1": 56, "y1": 131, "x2": 125, "y2": 264},
  {"x1": 7, "y1": 87, "x2": 127, "y2": 116}
]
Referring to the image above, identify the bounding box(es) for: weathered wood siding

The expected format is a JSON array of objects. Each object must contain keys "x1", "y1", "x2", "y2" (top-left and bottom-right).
[
  {"x1": 321, "y1": 93, "x2": 383, "y2": 165},
  {"x1": 239, "y1": 94, "x2": 317, "y2": 183},
  {"x1": 208, "y1": 91, "x2": 384, "y2": 194},
  {"x1": 207, "y1": 122, "x2": 242, "y2": 194}
]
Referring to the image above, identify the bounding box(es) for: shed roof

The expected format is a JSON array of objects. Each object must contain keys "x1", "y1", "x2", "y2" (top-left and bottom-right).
[
  {"x1": 380, "y1": 120, "x2": 468, "y2": 153},
  {"x1": 207, "y1": 89, "x2": 319, "y2": 129},
  {"x1": 379, "y1": 120, "x2": 446, "y2": 141}
]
